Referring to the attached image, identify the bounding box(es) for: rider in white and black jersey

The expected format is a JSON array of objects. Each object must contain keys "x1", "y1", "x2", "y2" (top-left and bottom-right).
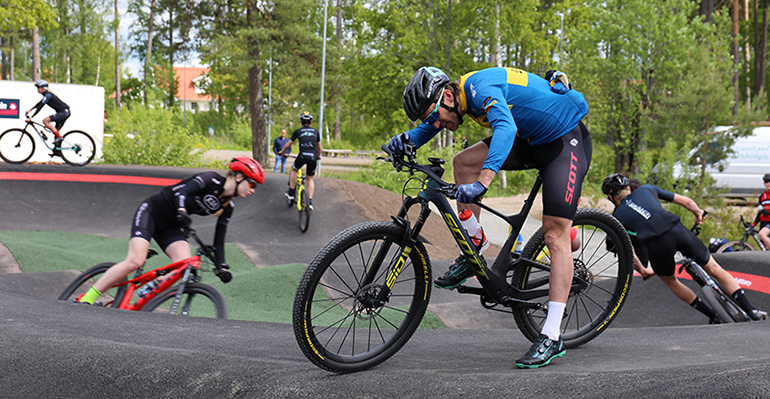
[{"x1": 279, "y1": 111, "x2": 322, "y2": 210}]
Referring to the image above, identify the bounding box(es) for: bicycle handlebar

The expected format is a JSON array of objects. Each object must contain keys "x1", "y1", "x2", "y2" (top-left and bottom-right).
[
  {"x1": 690, "y1": 210, "x2": 708, "y2": 234},
  {"x1": 182, "y1": 226, "x2": 232, "y2": 283},
  {"x1": 379, "y1": 143, "x2": 457, "y2": 198}
]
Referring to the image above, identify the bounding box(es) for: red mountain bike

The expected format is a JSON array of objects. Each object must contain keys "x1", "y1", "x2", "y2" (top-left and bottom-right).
[{"x1": 59, "y1": 227, "x2": 230, "y2": 318}]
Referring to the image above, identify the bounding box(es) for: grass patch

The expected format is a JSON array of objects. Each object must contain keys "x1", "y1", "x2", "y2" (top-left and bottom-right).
[{"x1": 0, "y1": 231, "x2": 443, "y2": 328}]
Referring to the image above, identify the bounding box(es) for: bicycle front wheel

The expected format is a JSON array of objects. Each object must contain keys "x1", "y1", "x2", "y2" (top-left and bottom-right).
[
  {"x1": 293, "y1": 221, "x2": 432, "y2": 373},
  {"x1": 0, "y1": 128, "x2": 35, "y2": 164},
  {"x1": 511, "y1": 208, "x2": 634, "y2": 348},
  {"x1": 716, "y1": 240, "x2": 755, "y2": 253},
  {"x1": 298, "y1": 188, "x2": 310, "y2": 232},
  {"x1": 141, "y1": 283, "x2": 228, "y2": 319},
  {"x1": 58, "y1": 262, "x2": 127, "y2": 308},
  {"x1": 700, "y1": 287, "x2": 737, "y2": 323},
  {"x1": 60, "y1": 130, "x2": 96, "y2": 166}
]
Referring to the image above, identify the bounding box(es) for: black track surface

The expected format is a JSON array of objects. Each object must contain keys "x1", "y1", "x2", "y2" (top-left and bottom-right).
[{"x1": 1, "y1": 163, "x2": 770, "y2": 398}]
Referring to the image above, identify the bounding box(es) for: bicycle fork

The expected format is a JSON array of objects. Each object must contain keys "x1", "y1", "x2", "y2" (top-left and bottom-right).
[{"x1": 168, "y1": 264, "x2": 198, "y2": 315}]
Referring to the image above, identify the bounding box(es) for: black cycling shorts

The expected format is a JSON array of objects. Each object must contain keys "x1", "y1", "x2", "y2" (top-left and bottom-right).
[
  {"x1": 482, "y1": 121, "x2": 592, "y2": 220},
  {"x1": 130, "y1": 193, "x2": 187, "y2": 251},
  {"x1": 49, "y1": 109, "x2": 70, "y2": 130},
  {"x1": 293, "y1": 156, "x2": 318, "y2": 176},
  {"x1": 635, "y1": 223, "x2": 711, "y2": 277}
]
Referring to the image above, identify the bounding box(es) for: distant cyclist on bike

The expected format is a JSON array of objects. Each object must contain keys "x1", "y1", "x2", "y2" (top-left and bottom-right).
[
  {"x1": 602, "y1": 173, "x2": 768, "y2": 323},
  {"x1": 388, "y1": 66, "x2": 590, "y2": 368},
  {"x1": 279, "y1": 111, "x2": 322, "y2": 211},
  {"x1": 754, "y1": 173, "x2": 770, "y2": 250},
  {"x1": 76, "y1": 157, "x2": 264, "y2": 305},
  {"x1": 25, "y1": 80, "x2": 70, "y2": 158}
]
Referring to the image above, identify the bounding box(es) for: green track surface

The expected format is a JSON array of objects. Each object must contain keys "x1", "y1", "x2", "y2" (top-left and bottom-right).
[{"x1": 0, "y1": 231, "x2": 444, "y2": 328}]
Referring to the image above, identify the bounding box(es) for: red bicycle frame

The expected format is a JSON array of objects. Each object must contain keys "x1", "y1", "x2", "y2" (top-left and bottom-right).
[{"x1": 113, "y1": 255, "x2": 202, "y2": 311}]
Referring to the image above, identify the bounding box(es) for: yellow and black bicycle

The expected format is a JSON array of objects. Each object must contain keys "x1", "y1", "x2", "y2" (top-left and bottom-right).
[
  {"x1": 287, "y1": 168, "x2": 311, "y2": 232},
  {"x1": 292, "y1": 143, "x2": 634, "y2": 373}
]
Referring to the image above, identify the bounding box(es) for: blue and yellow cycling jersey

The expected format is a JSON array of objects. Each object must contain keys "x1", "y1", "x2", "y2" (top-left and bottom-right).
[{"x1": 406, "y1": 67, "x2": 589, "y2": 173}]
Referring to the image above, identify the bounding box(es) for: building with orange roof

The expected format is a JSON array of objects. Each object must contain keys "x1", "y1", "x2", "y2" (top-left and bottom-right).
[{"x1": 174, "y1": 66, "x2": 215, "y2": 112}]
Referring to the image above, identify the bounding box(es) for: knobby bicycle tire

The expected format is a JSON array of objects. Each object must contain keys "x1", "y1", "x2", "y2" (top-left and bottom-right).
[
  {"x1": 58, "y1": 263, "x2": 127, "y2": 308},
  {"x1": 0, "y1": 128, "x2": 35, "y2": 164},
  {"x1": 292, "y1": 221, "x2": 432, "y2": 373},
  {"x1": 716, "y1": 240, "x2": 755, "y2": 253},
  {"x1": 511, "y1": 208, "x2": 634, "y2": 348},
  {"x1": 60, "y1": 130, "x2": 96, "y2": 166},
  {"x1": 141, "y1": 283, "x2": 228, "y2": 319},
  {"x1": 298, "y1": 188, "x2": 310, "y2": 233}
]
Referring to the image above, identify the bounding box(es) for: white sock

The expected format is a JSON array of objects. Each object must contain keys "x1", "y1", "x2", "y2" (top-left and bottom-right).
[{"x1": 541, "y1": 301, "x2": 566, "y2": 341}]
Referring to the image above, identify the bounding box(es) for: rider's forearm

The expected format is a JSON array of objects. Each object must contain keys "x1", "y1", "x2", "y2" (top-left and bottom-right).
[
  {"x1": 477, "y1": 169, "x2": 497, "y2": 188},
  {"x1": 672, "y1": 194, "x2": 701, "y2": 217}
]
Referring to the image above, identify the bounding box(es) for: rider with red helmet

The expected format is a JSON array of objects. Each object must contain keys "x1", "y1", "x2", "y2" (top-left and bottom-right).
[{"x1": 77, "y1": 157, "x2": 264, "y2": 305}]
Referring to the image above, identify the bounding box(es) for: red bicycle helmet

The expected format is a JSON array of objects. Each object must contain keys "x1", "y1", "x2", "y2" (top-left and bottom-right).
[{"x1": 230, "y1": 156, "x2": 264, "y2": 184}]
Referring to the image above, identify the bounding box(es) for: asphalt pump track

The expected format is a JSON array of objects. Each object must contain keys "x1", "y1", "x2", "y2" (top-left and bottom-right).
[{"x1": 1, "y1": 163, "x2": 770, "y2": 398}]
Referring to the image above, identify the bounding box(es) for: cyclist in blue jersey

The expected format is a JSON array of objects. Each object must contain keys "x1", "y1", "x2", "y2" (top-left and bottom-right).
[
  {"x1": 388, "y1": 66, "x2": 591, "y2": 369},
  {"x1": 25, "y1": 80, "x2": 70, "y2": 157},
  {"x1": 602, "y1": 173, "x2": 767, "y2": 323}
]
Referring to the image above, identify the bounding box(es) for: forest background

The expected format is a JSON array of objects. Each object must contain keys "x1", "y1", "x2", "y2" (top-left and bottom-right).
[{"x1": 3, "y1": 0, "x2": 770, "y2": 238}]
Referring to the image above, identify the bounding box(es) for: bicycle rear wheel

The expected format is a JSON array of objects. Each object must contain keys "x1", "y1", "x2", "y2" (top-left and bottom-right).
[
  {"x1": 298, "y1": 188, "x2": 310, "y2": 232},
  {"x1": 0, "y1": 128, "x2": 35, "y2": 164},
  {"x1": 141, "y1": 283, "x2": 228, "y2": 319},
  {"x1": 716, "y1": 240, "x2": 754, "y2": 253},
  {"x1": 58, "y1": 263, "x2": 127, "y2": 308},
  {"x1": 60, "y1": 130, "x2": 96, "y2": 166},
  {"x1": 511, "y1": 208, "x2": 634, "y2": 348},
  {"x1": 293, "y1": 221, "x2": 432, "y2": 373}
]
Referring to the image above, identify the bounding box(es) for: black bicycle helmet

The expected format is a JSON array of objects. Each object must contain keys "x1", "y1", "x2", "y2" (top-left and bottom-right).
[
  {"x1": 403, "y1": 66, "x2": 451, "y2": 121},
  {"x1": 299, "y1": 111, "x2": 313, "y2": 124},
  {"x1": 602, "y1": 173, "x2": 630, "y2": 195},
  {"x1": 764, "y1": 173, "x2": 770, "y2": 183},
  {"x1": 34, "y1": 80, "x2": 49, "y2": 88}
]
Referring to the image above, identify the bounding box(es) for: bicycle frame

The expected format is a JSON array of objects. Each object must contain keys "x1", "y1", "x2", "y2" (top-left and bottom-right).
[
  {"x1": 682, "y1": 219, "x2": 750, "y2": 322},
  {"x1": 296, "y1": 169, "x2": 306, "y2": 211},
  {"x1": 112, "y1": 228, "x2": 221, "y2": 313},
  {"x1": 370, "y1": 158, "x2": 583, "y2": 310},
  {"x1": 23, "y1": 121, "x2": 57, "y2": 151},
  {"x1": 114, "y1": 255, "x2": 203, "y2": 311}
]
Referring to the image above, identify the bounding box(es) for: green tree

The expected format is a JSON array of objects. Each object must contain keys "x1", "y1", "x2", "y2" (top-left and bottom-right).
[
  {"x1": 570, "y1": 0, "x2": 732, "y2": 175},
  {"x1": 195, "y1": 0, "x2": 320, "y2": 165}
]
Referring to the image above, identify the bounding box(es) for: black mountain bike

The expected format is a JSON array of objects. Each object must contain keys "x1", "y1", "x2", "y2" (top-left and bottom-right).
[
  {"x1": 716, "y1": 214, "x2": 767, "y2": 252},
  {"x1": 292, "y1": 144, "x2": 634, "y2": 373},
  {"x1": 681, "y1": 213, "x2": 751, "y2": 323},
  {"x1": 0, "y1": 115, "x2": 96, "y2": 166}
]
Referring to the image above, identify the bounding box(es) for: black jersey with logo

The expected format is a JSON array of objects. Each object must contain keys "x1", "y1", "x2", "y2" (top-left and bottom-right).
[
  {"x1": 291, "y1": 126, "x2": 320, "y2": 160},
  {"x1": 612, "y1": 184, "x2": 681, "y2": 244},
  {"x1": 161, "y1": 172, "x2": 232, "y2": 216}
]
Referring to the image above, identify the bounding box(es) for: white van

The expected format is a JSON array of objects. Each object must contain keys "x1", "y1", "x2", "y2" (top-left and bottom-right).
[{"x1": 701, "y1": 125, "x2": 770, "y2": 198}]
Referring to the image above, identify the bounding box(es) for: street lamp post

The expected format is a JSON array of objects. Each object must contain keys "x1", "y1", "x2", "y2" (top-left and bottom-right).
[
  {"x1": 555, "y1": 11, "x2": 564, "y2": 63},
  {"x1": 319, "y1": 0, "x2": 328, "y2": 145}
]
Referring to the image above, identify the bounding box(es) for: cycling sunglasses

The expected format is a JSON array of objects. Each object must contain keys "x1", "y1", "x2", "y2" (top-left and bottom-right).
[
  {"x1": 421, "y1": 89, "x2": 445, "y2": 125},
  {"x1": 246, "y1": 178, "x2": 258, "y2": 188}
]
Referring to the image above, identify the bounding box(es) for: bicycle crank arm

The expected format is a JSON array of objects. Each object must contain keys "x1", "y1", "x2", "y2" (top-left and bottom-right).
[{"x1": 501, "y1": 296, "x2": 545, "y2": 310}]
